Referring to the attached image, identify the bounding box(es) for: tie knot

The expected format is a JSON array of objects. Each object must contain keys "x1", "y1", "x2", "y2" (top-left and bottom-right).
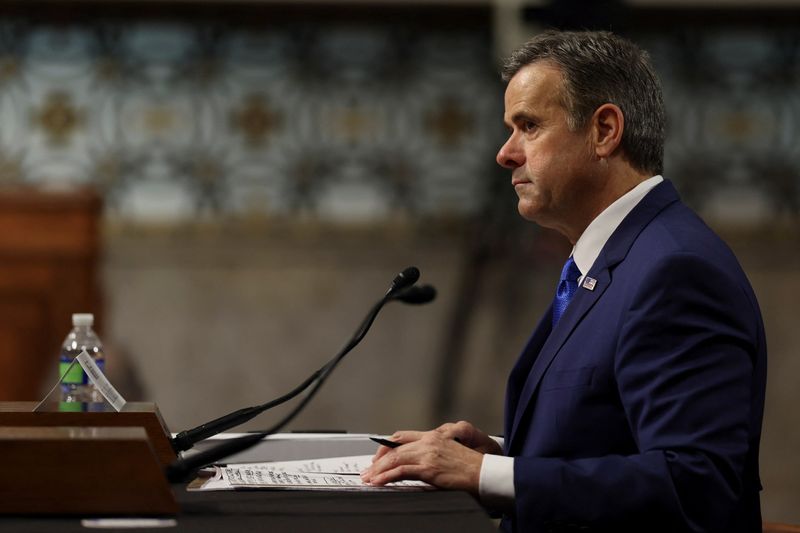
[{"x1": 560, "y1": 256, "x2": 581, "y2": 283}]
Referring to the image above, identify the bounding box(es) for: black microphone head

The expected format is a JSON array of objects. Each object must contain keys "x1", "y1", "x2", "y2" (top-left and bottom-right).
[
  {"x1": 389, "y1": 266, "x2": 420, "y2": 293},
  {"x1": 393, "y1": 284, "x2": 437, "y2": 304}
]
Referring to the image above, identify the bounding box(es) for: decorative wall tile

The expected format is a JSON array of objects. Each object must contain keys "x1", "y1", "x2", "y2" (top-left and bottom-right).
[
  {"x1": 0, "y1": 16, "x2": 797, "y2": 223},
  {"x1": 641, "y1": 30, "x2": 800, "y2": 219},
  {"x1": 0, "y1": 17, "x2": 503, "y2": 223}
]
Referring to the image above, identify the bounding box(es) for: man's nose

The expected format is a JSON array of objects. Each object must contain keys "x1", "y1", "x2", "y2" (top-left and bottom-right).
[{"x1": 496, "y1": 136, "x2": 523, "y2": 169}]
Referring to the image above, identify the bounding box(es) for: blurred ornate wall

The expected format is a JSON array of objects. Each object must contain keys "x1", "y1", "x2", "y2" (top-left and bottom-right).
[{"x1": 0, "y1": 7, "x2": 502, "y2": 221}]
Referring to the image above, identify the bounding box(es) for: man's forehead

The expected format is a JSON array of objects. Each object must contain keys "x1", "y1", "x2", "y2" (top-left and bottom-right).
[
  {"x1": 503, "y1": 62, "x2": 564, "y2": 115},
  {"x1": 509, "y1": 60, "x2": 563, "y2": 87}
]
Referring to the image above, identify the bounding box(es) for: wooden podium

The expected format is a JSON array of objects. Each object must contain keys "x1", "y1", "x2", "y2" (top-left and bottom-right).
[
  {"x1": 0, "y1": 401, "x2": 176, "y2": 466},
  {"x1": 0, "y1": 401, "x2": 178, "y2": 515}
]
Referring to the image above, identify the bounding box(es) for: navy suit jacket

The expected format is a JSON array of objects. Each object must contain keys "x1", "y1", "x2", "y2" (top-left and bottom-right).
[{"x1": 502, "y1": 181, "x2": 767, "y2": 533}]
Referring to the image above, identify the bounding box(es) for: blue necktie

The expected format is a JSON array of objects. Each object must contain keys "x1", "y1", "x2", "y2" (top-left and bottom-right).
[{"x1": 552, "y1": 256, "x2": 581, "y2": 327}]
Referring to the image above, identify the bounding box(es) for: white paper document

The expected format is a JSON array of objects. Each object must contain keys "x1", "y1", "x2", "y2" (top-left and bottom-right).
[{"x1": 190, "y1": 455, "x2": 433, "y2": 492}]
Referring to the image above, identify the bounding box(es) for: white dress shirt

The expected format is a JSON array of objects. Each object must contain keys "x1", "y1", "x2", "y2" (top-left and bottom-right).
[{"x1": 478, "y1": 175, "x2": 664, "y2": 512}]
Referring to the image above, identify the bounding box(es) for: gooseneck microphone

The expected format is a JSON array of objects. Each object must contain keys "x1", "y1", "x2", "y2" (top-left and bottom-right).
[
  {"x1": 165, "y1": 266, "x2": 435, "y2": 482},
  {"x1": 388, "y1": 266, "x2": 420, "y2": 294},
  {"x1": 169, "y1": 370, "x2": 322, "y2": 453},
  {"x1": 394, "y1": 284, "x2": 436, "y2": 305},
  {"x1": 169, "y1": 274, "x2": 434, "y2": 454}
]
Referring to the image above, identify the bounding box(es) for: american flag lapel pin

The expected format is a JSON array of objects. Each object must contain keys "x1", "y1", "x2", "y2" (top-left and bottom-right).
[{"x1": 582, "y1": 277, "x2": 597, "y2": 291}]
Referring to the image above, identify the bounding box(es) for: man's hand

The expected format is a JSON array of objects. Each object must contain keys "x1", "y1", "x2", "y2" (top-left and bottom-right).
[{"x1": 360, "y1": 421, "x2": 502, "y2": 495}]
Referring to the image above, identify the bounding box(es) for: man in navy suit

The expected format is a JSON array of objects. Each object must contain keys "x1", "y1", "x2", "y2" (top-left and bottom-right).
[{"x1": 361, "y1": 30, "x2": 766, "y2": 533}]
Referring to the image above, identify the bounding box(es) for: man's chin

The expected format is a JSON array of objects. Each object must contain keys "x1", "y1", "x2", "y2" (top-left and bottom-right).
[
  {"x1": 517, "y1": 202, "x2": 541, "y2": 223},
  {"x1": 517, "y1": 204, "x2": 562, "y2": 234}
]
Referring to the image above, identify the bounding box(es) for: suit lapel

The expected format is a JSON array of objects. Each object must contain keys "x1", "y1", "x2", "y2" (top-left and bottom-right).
[
  {"x1": 505, "y1": 180, "x2": 682, "y2": 452},
  {"x1": 507, "y1": 270, "x2": 610, "y2": 449},
  {"x1": 504, "y1": 305, "x2": 553, "y2": 445}
]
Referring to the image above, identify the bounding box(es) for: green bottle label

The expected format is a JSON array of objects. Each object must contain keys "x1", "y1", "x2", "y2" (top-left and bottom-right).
[
  {"x1": 58, "y1": 401, "x2": 83, "y2": 412},
  {"x1": 59, "y1": 361, "x2": 84, "y2": 384}
]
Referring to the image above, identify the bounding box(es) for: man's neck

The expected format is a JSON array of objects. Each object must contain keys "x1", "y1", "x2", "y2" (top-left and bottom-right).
[{"x1": 564, "y1": 163, "x2": 651, "y2": 244}]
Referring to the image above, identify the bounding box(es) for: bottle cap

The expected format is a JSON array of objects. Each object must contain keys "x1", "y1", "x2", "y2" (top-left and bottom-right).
[{"x1": 72, "y1": 313, "x2": 94, "y2": 327}]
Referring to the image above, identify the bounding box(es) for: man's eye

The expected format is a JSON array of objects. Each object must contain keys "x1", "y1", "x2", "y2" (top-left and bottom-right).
[{"x1": 523, "y1": 121, "x2": 537, "y2": 132}]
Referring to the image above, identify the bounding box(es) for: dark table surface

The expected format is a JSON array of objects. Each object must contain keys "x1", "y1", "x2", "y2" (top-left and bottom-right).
[{"x1": 4, "y1": 484, "x2": 498, "y2": 532}]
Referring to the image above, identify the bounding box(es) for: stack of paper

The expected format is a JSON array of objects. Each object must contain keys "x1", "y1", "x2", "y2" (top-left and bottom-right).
[{"x1": 190, "y1": 455, "x2": 433, "y2": 492}]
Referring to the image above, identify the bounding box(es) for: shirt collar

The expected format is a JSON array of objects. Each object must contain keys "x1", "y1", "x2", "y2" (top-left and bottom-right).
[{"x1": 572, "y1": 175, "x2": 664, "y2": 278}]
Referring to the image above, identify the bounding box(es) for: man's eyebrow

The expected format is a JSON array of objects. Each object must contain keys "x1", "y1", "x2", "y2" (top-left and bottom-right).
[{"x1": 508, "y1": 111, "x2": 537, "y2": 125}]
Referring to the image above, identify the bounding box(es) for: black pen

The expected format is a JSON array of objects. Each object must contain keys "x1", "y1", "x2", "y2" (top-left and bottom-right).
[
  {"x1": 369, "y1": 436, "x2": 464, "y2": 448},
  {"x1": 369, "y1": 436, "x2": 402, "y2": 448}
]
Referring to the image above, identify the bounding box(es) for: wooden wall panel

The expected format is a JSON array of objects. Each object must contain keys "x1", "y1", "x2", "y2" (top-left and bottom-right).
[{"x1": 0, "y1": 187, "x2": 101, "y2": 400}]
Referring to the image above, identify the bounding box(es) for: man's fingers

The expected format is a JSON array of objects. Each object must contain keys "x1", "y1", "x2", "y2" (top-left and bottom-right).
[
  {"x1": 365, "y1": 464, "x2": 425, "y2": 486},
  {"x1": 370, "y1": 430, "x2": 425, "y2": 462},
  {"x1": 391, "y1": 430, "x2": 425, "y2": 443},
  {"x1": 362, "y1": 435, "x2": 483, "y2": 494},
  {"x1": 372, "y1": 445, "x2": 392, "y2": 461},
  {"x1": 434, "y1": 421, "x2": 474, "y2": 447},
  {"x1": 365, "y1": 440, "x2": 424, "y2": 481}
]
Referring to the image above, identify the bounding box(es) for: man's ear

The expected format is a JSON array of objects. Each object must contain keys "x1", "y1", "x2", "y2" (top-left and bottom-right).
[{"x1": 591, "y1": 103, "x2": 624, "y2": 159}]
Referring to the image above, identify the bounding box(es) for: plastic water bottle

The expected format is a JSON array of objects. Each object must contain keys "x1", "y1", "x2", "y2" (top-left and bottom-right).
[{"x1": 59, "y1": 313, "x2": 105, "y2": 403}]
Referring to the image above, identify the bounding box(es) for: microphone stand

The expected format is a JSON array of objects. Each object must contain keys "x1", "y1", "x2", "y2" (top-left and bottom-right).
[
  {"x1": 165, "y1": 271, "x2": 429, "y2": 482},
  {"x1": 170, "y1": 370, "x2": 321, "y2": 453}
]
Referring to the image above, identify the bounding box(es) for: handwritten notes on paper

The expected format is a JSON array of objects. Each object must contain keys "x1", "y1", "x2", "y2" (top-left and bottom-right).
[
  {"x1": 257, "y1": 455, "x2": 373, "y2": 475},
  {"x1": 226, "y1": 469, "x2": 365, "y2": 489},
  {"x1": 191, "y1": 455, "x2": 432, "y2": 492}
]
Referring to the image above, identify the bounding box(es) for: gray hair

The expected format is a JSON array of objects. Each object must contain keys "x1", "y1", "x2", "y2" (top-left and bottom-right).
[{"x1": 502, "y1": 30, "x2": 665, "y2": 175}]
